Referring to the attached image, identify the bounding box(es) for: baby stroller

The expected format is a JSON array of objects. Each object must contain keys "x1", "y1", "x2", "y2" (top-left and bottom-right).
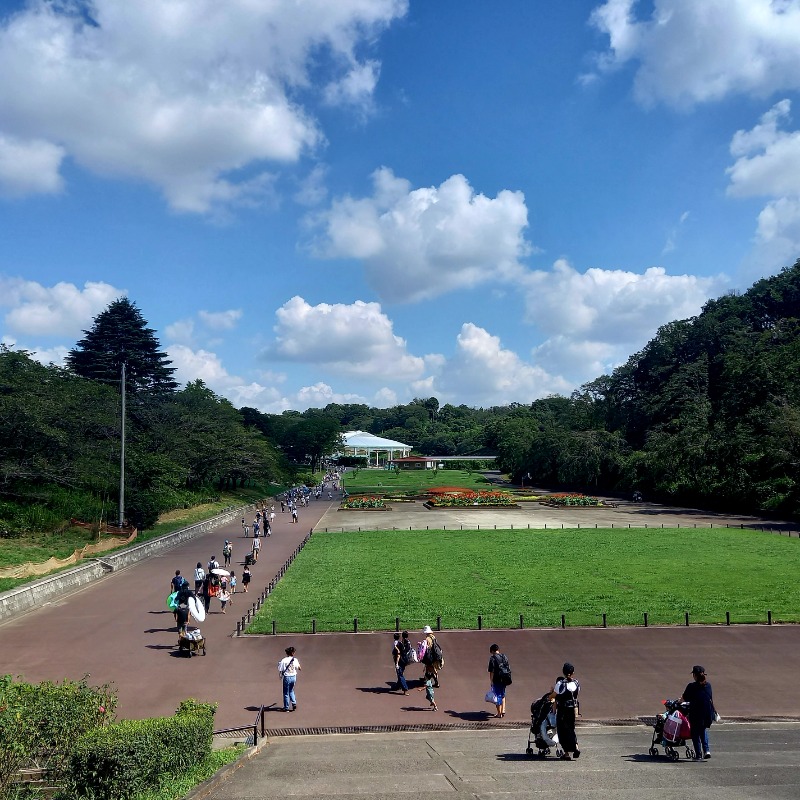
[
  {"x1": 244, "y1": 552, "x2": 255, "y2": 567},
  {"x1": 649, "y1": 699, "x2": 695, "y2": 761},
  {"x1": 526, "y1": 693, "x2": 564, "y2": 758}
]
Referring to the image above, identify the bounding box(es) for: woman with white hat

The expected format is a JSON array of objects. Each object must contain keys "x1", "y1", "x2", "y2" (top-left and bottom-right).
[{"x1": 421, "y1": 625, "x2": 443, "y2": 687}]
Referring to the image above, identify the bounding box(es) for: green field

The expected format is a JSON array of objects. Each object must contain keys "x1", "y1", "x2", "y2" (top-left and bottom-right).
[
  {"x1": 247, "y1": 527, "x2": 800, "y2": 633},
  {"x1": 340, "y1": 468, "x2": 495, "y2": 496}
]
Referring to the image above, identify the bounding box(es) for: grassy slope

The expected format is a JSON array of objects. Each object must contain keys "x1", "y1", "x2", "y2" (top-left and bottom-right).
[
  {"x1": 0, "y1": 483, "x2": 286, "y2": 593},
  {"x1": 248, "y1": 527, "x2": 800, "y2": 632}
]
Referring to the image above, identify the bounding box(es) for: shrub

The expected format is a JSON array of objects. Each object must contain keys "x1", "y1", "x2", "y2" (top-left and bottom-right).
[
  {"x1": 341, "y1": 495, "x2": 387, "y2": 509},
  {"x1": 61, "y1": 699, "x2": 215, "y2": 800},
  {"x1": 425, "y1": 490, "x2": 514, "y2": 507},
  {"x1": 0, "y1": 675, "x2": 116, "y2": 797}
]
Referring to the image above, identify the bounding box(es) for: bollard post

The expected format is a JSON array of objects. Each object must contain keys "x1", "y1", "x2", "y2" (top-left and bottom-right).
[
  {"x1": 312, "y1": 618, "x2": 316, "y2": 634},
  {"x1": 726, "y1": 611, "x2": 730, "y2": 626},
  {"x1": 520, "y1": 614, "x2": 524, "y2": 629},
  {"x1": 685, "y1": 612, "x2": 689, "y2": 626},
  {"x1": 561, "y1": 614, "x2": 565, "y2": 629},
  {"x1": 437, "y1": 615, "x2": 441, "y2": 631},
  {"x1": 272, "y1": 620, "x2": 276, "y2": 635},
  {"x1": 602, "y1": 613, "x2": 607, "y2": 628},
  {"x1": 396, "y1": 617, "x2": 400, "y2": 632},
  {"x1": 644, "y1": 612, "x2": 648, "y2": 627},
  {"x1": 478, "y1": 615, "x2": 482, "y2": 630},
  {"x1": 354, "y1": 617, "x2": 358, "y2": 633},
  {"x1": 236, "y1": 621, "x2": 241, "y2": 636},
  {"x1": 768, "y1": 610, "x2": 772, "y2": 625}
]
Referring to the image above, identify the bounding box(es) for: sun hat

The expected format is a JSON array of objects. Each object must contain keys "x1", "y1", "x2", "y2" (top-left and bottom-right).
[{"x1": 422, "y1": 625, "x2": 433, "y2": 634}]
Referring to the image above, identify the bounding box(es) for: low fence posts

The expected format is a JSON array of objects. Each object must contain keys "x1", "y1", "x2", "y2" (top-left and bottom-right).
[
  {"x1": 478, "y1": 614, "x2": 482, "y2": 630},
  {"x1": 519, "y1": 614, "x2": 524, "y2": 629},
  {"x1": 561, "y1": 614, "x2": 565, "y2": 629},
  {"x1": 354, "y1": 617, "x2": 358, "y2": 633},
  {"x1": 602, "y1": 613, "x2": 607, "y2": 628},
  {"x1": 768, "y1": 610, "x2": 773, "y2": 625},
  {"x1": 436, "y1": 615, "x2": 441, "y2": 631},
  {"x1": 726, "y1": 611, "x2": 730, "y2": 626},
  {"x1": 643, "y1": 612, "x2": 649, "y2": 627}
]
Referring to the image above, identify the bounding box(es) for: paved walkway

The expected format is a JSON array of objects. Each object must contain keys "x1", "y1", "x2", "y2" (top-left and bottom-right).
[
  {"x1": 1, "y1": 495, "x2": 799, "y2": 733},
  {"x1": 200, "y1": 723, "x2": 800, "y2": 800}
]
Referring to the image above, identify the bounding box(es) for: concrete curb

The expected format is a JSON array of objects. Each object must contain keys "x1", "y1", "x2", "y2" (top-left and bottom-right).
[
  {"x1": 183, "y1": 739, "x2": 270, "y2": 800},
  {"x1": 0, "y1": 504, "x2": 250, "y2": 623}
]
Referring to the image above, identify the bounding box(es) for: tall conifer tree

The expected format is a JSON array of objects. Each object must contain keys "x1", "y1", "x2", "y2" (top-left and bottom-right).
[{"x1": 66, "y1": 298, "x2": 177, "y2": 394}]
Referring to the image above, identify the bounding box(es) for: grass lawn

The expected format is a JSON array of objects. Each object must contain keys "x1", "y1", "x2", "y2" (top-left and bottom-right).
[
  {"x1": 248, "y1": 527, "x2": 800, "y2": 633},
  {"x1": 340, "y1": 468, "x2": 495, "y2": 496}
]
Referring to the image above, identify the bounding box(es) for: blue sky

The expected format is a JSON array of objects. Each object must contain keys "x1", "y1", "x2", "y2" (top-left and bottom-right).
[{"x1": 2, "y1": 0, "x2": 800, "y2": 411}]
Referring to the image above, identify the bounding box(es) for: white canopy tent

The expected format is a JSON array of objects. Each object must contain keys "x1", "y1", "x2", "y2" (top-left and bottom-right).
[{"x1": 341, "y1": 430, "x2": 412, "y2": 466}]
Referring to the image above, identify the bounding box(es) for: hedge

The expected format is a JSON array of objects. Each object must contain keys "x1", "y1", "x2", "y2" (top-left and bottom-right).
[{"x1": 60, "y1": 699, "x2": 216, "y2": 800}]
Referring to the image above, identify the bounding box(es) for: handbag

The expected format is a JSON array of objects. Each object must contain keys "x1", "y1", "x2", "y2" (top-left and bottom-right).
[{"x1": 485, "y1": 689, "x2": 498, "y2": 705}]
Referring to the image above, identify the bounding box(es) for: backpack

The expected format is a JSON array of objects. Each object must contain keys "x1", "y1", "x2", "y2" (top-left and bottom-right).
[
  {"x1": 223, "y1": 543, "x2": 232, "y2": 556},
  {"x1": 401, "y1": 640, "x2": 417, "y2": 664},
  {"x1": 494, "y1": 654, "x2": 512, "y2": 686},
  {"x1": 430, "y1": 638, "x2": 443, "y2": 664}
]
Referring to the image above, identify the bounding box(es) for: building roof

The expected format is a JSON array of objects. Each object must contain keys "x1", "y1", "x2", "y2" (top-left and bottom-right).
[
  {"x1": 342, "y1": 430, "x2": 411, "y2": 450},
  {"x1": 389, "y1": 456, "x2": 432, "y2": 462}
]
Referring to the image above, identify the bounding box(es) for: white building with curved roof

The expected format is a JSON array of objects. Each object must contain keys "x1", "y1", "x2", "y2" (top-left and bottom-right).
[{"x1": 341, "y1": 430, "x2": 412, "y2": 465}]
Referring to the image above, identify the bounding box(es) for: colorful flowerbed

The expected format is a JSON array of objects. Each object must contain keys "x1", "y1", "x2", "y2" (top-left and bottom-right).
[
  {"x1": 425, "y1": 489, "x2": 515, "y2": 507},
  {"x1": 340, "y1": 495, "x2": 387, "y2": 509},
  {"x1": 545, "y1": 493, "x2": 603, "y2": 507}
]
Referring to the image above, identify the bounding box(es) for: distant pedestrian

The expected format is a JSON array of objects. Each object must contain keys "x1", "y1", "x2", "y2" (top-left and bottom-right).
[
  {"x1": 222, "y1": 540, "x2": 232, "y2": 568},
  {"x1": 291, "y1": 507, "x2": 298, "y2": 523},
  {"x1": 392, "y1": 633, "x2": 409, "y2": 695},
  {"x1": 208, "y1": 555, "x2": 219, "y2": 573},
  {"x1": 252, "y1": 535, "x2": 261, "y2": 562},
  {"x1": 194, "y1": 562, "x2": 205, "y2": 593},
  {"x1": 278, "y1": 646, "x2": 301, "y2": 712},
  {"x1": 219, "y1": 587, "x2": 230, "y2": 613},
  {"x1": 242, "y1": 565, "x2": 251, "y2": 592},
  {"x1": 281, "y1": 500, "x2": 285, "y2": 512},
  {"x1": 680, "y1": 665, "x2": 716, "y2": 760},
  {"x1": 253, "y1": 519, "x2": 260, "y2": 537},
  {"x1": 229, "y1": 571, "x2": 237, "y2": 598},
  {"x1": 242, "y1": 517, "x2": 249, "y2": 537},
  {"x1": 555, "y1": 662, "x2": 581, "y2": 760},
  {"x1": 488, "y1": 643, "x2": 512, "y2": 718}
]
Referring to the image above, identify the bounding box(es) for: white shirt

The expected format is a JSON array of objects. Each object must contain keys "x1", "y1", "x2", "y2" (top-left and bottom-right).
[{"x1": 278, "y1": 656, "x2": 300, "y2": 677}]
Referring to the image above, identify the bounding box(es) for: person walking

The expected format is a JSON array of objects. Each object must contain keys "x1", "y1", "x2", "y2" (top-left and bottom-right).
[
  {"x1": 421, "y1": 625, "x2": 443, "y2": 687},
  {"x1": 392, "y1": 633, "x2": 409, "y2": 695},
  {"x1": 229, "y1": 571, "x2": 237, "y2": 599},
  {"x1": 222, "y1": 540, "x2": 232, "y2": 568},
  {"x1": 555, "y1": 662, "x2": 581, "y2": 760},
  {"x1": 291, "y1": 506, "x2": 298, "y2": 523},
  {"x1": 417, "y1": 670, "x2": 437, "y2": 711},
  {"x1": 278, "y1": 646, "x2": 301, "y2": 712},
  {"x1": 193, "y1": 562, "x2": 205, "y2": 593},
  {"x1": 680, "y1": 665, "x2": 716, "y2": 760},
  {"x1": 252, "y1": 535, "x2": 261, "y2": 563},
  {"x1": 487, "y1": 643, "x2": 512, "y2": 718}
]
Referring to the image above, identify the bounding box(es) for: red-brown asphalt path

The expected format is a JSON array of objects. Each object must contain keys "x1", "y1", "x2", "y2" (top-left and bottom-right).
[{"x1": 2, "y1": 496, "x2": 800, "y2": 732}]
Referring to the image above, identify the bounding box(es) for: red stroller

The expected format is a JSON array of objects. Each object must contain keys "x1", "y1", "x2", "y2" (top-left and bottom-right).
[{"x1": 649, "y1": 699, "x2": 696, "y2": 761}]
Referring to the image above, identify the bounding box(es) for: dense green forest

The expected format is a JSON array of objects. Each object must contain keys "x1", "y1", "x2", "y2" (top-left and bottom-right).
[{"x1": 2, "y1": 262, "x2": 798, "y2": 536}]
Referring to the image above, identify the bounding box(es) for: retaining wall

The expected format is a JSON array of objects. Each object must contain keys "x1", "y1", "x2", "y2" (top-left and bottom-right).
[{"x1": 0, "y1": 505, "x2": 249, "y2": 624}]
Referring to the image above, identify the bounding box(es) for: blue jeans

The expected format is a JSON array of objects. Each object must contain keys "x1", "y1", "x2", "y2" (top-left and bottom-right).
[
  {"x1": 283, "y1": 675, "x2": 297, "y2": 710},
  {"x1": 395, "y1": 664, "x2": 409, "y2": 692},
  {"x1": 692, "y1": 725, "x2": 709, "y2": 757}
]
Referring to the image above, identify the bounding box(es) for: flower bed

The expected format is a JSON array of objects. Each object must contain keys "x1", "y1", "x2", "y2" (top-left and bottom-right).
[
  {"x1": 544, "y1": 493, "x2": 603, "y2": 507},
  {"x1": 424, "y1": 490, "x2": 516, "y2": 508},
  {"x1": 339, "y1": 495, "x2": 390, "y2": 510}
]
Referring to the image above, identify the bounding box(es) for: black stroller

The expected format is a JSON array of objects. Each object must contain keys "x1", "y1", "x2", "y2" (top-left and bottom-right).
[
  {"x1": 649, "y1": 699, "x2": 696, "y2": 761},
  {"x1": 526, "y1": 693, "x2": 564, "y2": 758}
]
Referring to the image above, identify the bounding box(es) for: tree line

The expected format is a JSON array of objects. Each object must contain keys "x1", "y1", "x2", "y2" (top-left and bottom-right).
[
  {"x1": 271, "y1": 261, "x2": 800, "y2": 519},
  {"x1": 3, "y1": 261, "x2": 798, "y2": 532}
]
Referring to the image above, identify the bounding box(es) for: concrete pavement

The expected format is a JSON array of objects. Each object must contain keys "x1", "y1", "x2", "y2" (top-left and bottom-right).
[{"x1": 198, "y1": 723, "x2": 800, "y2": 800}]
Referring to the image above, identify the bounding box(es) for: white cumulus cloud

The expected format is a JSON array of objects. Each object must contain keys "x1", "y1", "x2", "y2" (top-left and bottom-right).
[
  {"x1": 587, "y1": 0, "x2": 800, "y2": 107},
  {"x1": 0, "y1": 0, "x2": 407, "y2": 212},
  {"x1": 198, "y1": 309, "x2": 243, "y2": 331},
  {"x1": 522, "y1": 260, "x2": 722, "y2": 381},
  {"x1": 0, "y1": 133, "x2": 65, "y2": 196},
  {"x1": 311, "y1": 167, "x2": 531, "y2": 303},
  {"x1": 0, "y1": 277, "x2": 125, "y2": 337},
  {"x1": 727, "y1": 100, "x2": 800, "y2": 275},
  {"x1": 425, "y1": 323, "x2": 571, "y2": 407},
  {"x1": 264, "y1": 296, "x2": 428, "y2": 381}
]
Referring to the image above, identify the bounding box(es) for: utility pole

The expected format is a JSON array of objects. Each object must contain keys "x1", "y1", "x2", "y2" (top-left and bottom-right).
[{"x1": 118, "y1": 361, "x2": 126, "y2": 528}]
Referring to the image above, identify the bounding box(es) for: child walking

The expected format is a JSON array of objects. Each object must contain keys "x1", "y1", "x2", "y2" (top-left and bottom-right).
[{"x1": 418, "y1": 669, "x2": 437, "y2": 711}]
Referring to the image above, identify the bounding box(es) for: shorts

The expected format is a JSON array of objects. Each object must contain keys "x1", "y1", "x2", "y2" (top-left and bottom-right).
[{"x1": 491, "y1": 683, "x2": 506, "y2": 702}]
